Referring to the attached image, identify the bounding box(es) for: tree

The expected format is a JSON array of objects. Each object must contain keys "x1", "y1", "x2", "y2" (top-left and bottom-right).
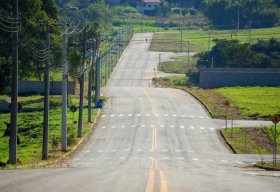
[
  {"x1": 0, "y1": 0, "x2": 60, "y2": 93},
  {"x1": 202, "y1": 0, "x2": 280, "y2": 29}
]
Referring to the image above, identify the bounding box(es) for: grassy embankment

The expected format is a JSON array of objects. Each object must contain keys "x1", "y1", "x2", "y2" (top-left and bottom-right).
[{"x1": 0, "y1": 95, "x2": 98, "y2": 166}]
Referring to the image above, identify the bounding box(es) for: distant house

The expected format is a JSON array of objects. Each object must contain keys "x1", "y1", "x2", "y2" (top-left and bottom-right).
[{"x1": 137, "y1": 0, "x2": 160, "y2": 16}]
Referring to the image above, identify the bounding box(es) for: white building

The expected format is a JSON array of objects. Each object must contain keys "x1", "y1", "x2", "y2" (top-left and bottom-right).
[{"x1": 137, "y1": 0, "x2": 161, "y2": 16}]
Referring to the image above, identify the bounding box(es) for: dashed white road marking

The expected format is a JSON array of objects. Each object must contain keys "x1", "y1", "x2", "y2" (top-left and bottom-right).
[
  {"x1": 110, "y1": 114, "x2": 115, "y2": 117},
  {"x1": 119, "y1": 114, "x2": 123, "y2": 117},
  {"x1": 111, "y1": 126, "x2": 116, "y2": 129},
  {"x1": 155, "y1": 114, "x2": 159, "y2": 117},
  {"x1": 192, "y1": 158, "x2": 199, "y2": 161},
  {"x1": 98, "y1": 150, "x2": 103, "y2": 153},
  {"x1": 150, "y1": 125, "x2": 155, "y2": 127},
  {"x1": 101, "y1": 115, "x2": 106, "y2": 118},
  {"x1": 101, "y1": 126, "x2": 106, "y2": 129},
  {"x1": 164, "y1": 114, "x2": 169, "y2": 117},
  {"x1": 161, "y1": 149, "x2": 168, "y2": 152},
  {"x1": 121, "y1": 125, "x2": 126, "y2": 128},
  {"x1": 216, "y1": 170, "x2": 227, "y2": 173},
  {"x1": 146, "y1": 114, "x2": 151, "y2": 117},
  {"x1": 181, "y1": 115, "x2": 186, "y2": 118},
  {"x1": 85, "y1": 150, "x2": 91, "y2": 153},
  {"x1": 137, "y1": 149, "x2": 142, "y2": 152},
  {"x1": 180, "y1": 125, "x2": 185, "y2": 129},
  {"x1": 177, "y1": 157, "x2": 185, "y2": 160},
  {"x1": 210, "y1": 127, "x2": 215, "y2": 131},
  {"x1": 190, "y1": 126, "x2": 195, "y2": 129},
  {"x1": 128, "y1": 114, "x2": 132, "y2": 117},
  {"x1": 141, "y1": 125, "x2": 145, "y2": 128},
  {"x1": 221, "y1": 160, "x2": 229, "y2": 163},
  {"x1": 160, "y1": 125, "x2": 165, "y2": 128},
  {"x1": 173, "y1": 114, "x2": 177, "y2": 117},
  {"x1": 136, "y1": 114, "x2": 141, "y2": 117},
  {"x1": 170, "y1": 125, "x2": 175, "y2": 128},
  {"x1": 200, "y1": 127, "x2": 205, "y2": 130},
  {"x1": 190, "y1": 115, "x2": 194, "y2": 118}
]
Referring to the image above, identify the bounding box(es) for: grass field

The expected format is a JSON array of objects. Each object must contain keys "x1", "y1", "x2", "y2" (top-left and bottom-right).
[
  {"x1": 159, "y1": 55, "x2": 197, "y2": 74},
  {"x1": 0, "y1": 95, "x2": 98, "y2": 166},
  {"x1": 215, "y1": 87, "x2": 280, "y2": 118},
  {"x1": 150, "y1": 27, "x2": 280, "y2": 52}
]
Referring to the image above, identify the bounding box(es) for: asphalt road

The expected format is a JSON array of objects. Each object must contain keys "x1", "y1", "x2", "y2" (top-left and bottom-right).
[{"x1": 0, "y1": 33, "x2": 279, "y2": 192}]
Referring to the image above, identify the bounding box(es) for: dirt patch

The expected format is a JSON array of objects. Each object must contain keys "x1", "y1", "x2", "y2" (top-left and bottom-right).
[
  {"x1": 222, "y1": 127, "x2": 274, "y2": 154},
  {"x1": 246, "y1": 128, "x2": 274, "y2": 153},
  {"x1": 180, "y1": 87, "x2": 246, "y2": 119}
]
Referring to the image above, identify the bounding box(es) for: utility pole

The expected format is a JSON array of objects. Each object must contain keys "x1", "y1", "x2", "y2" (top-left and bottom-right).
[
  {"x1": 180, "y1": 12, "x2": 183, "y2": 52},
  {"x1": 61, "y1": 23, "x2": 68, "y2": 152},
  {"x1": 187, "y1": 40, "x2": 190, "y2": 72},
  {"x1": 237, "y1": 4, "x2": 240, "y2": 31},
  {"x1": 78, "y1": 26, "x2": 87, "y2": 138},
  {"x1": 249, "y1": 19, "x2": 252, "y2": 45},
  {"x1": 94, "y1": 40, "x2": 101, "y2": 104},
  {"x1": 9, "y1": 0, "x2": 18, "y2": 164},
  {"x1": 88, "y1": 50, "x2": 94, "y2": 123},
  {"x1": 208, "y1": 32, "x2": 211, "y2": 51},
  {"x1": 42, "y1": 23, "x2": 51, "y2": 160}
]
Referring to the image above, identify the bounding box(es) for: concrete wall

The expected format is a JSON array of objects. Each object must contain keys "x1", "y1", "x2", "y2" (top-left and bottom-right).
[
  {"x1": 18, "y1": 80, "x2": 76, "y2": 95},
  {"x1": 199, "y1": 68, "x2": 280, "y2": 88}
]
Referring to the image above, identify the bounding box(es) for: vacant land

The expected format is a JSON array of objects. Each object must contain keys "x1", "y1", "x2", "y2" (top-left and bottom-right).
[
  {"x1": 0, "y1": 95, "x2": 98, "y2": 166},
  {"x1": 158, "y1": 78, "x2": 280, "y2": 120},
  {"x1": 215, "y1": 87, "x2": 280, "y2": 118},
  {"x1": 150, "y1": 27, "x2": 280, "y2": 52},
  {"x1": 159, "y1": 55, "x2": 197, "y2": 74}
]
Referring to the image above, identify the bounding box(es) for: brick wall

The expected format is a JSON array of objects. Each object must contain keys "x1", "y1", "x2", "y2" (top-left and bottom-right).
[{"x1": 199, "y1": 68, "x2": 280, "y2": 88}]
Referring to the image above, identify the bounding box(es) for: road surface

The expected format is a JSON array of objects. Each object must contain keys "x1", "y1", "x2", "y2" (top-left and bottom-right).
[{"x1": 0, "y1": 33, "x2": 279, "y2": 192}]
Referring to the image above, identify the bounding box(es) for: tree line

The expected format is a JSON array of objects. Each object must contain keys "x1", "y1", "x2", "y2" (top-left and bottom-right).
[{"x1": 196, "y1": 38, "x2": 280, "y2": 68}]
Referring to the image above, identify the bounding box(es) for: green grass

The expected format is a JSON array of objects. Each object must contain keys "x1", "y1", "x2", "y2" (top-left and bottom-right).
[
  {"x1": 157, "y1": 75, "x2": 189, "y2": 87},
  {"x1": 0, "y1": 95, "x2": 98, "y2": 165},
  {"x1": 221, "y1": 126, "x2": 280, "y2": 155},
  {"x1": 215, "y1": 87, "x2": 280, "y2": 118},
  {"x1": 159, "y1": 55, "x2": 197, "y2": 74},
  {"x1": 150, "y1": 27, "x2": 280, "y2": 52}
]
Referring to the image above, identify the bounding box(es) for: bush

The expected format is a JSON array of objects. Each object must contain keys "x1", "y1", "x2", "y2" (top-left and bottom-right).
[
  {"x1": 67, "y1": 133, "x2": 77, "y2": 146},
  {"x1": 51, "y1": 136, "x2": 59, "y2": 149},
  {"x1": 112, "y1": 6, "x2": 138, "y2": 16}
]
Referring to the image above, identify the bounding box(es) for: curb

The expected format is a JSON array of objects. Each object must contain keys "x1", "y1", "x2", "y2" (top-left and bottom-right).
[
  {"x1": 181, "y1": 88, "x2": 214, "y2": 118},
  {"x1": 255, "y1": 164, "x2": 280, "y2": 171},
  {"x1": 219, "y1": 130, "x2": 238, "y2": 154}
]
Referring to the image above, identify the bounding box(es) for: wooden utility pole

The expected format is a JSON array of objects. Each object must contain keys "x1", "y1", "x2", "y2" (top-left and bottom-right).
[{"x1": 9, "y1": 0, "x2": 19, "y2": 164}]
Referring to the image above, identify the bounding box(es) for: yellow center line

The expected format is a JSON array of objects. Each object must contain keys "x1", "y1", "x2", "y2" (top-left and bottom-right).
[
  {"x1": 145, "y1": 159, "x2": 155, "y2": 192},
  {"x1": 142, "y1": 87, "x2": 168, "y2": 192},
  {"x1": 159, "y1": 170, "x2": 169, "y2": 192}
]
